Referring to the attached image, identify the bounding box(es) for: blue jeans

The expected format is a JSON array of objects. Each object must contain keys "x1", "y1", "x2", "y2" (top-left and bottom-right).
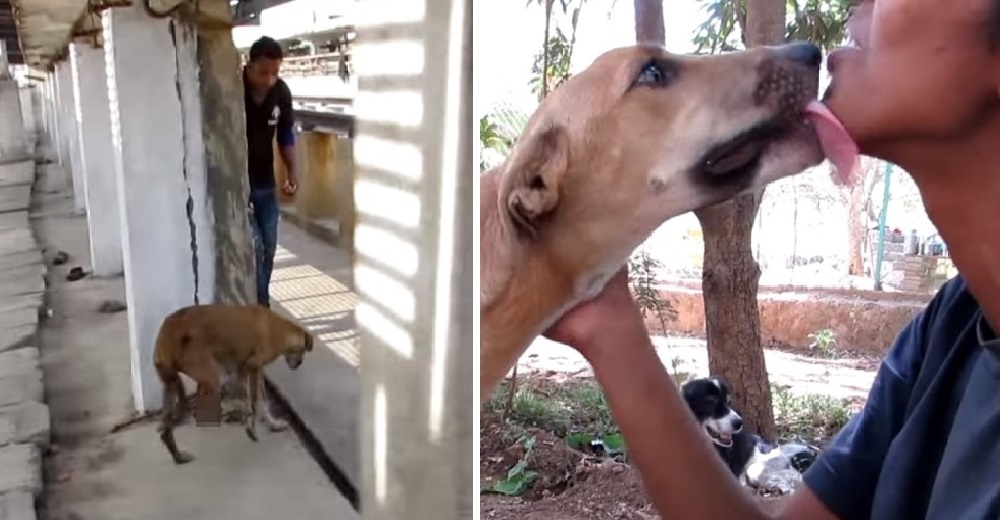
[{"x1": 249, "y1": 187, "x2": 280, "y2": 307}]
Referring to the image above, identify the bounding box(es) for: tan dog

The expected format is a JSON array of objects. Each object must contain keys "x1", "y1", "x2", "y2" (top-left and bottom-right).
[
  {"x1": 480, "y1": 43, "x2": 855, "y2": 399},
  {"x1": 153, "y1": 304, "x2": 314, "y2": 464}
]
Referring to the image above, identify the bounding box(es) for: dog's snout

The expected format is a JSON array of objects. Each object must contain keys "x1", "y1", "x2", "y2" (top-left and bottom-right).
[
  {"x1": 732, "y1": 416, "x2": 744, "y2": 432},
  {"x1": 778, "y1": 42, "x2": 823, "y2": 68}
]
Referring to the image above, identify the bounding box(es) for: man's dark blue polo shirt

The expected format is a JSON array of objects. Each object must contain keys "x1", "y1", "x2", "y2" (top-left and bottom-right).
[
  {"x1": 804, "y1": 276, "x2": 1000, "y2": 519},
  {"x1": 243, "y1": 71, "x2": 294, "y2": 191}
]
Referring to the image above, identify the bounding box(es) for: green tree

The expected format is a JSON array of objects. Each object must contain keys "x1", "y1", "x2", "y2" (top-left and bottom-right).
[
  {"x1": 527, "y1": 0, "x2": 588, "y2": 100},
  {"x1": 692, "y1": 0, "x2": 853, "y2": 54}
]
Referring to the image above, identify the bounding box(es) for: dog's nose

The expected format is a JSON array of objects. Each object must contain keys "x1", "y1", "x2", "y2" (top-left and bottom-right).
[
  {"x1": 732, "y1": 416, "x2": 744, "y2": 432},
  {"x1": 779, "y1": 42, "x2": 823, "y2": 68}
]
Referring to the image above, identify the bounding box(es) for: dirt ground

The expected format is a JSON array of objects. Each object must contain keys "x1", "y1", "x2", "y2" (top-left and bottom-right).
[
  {"x1": 480, "y1": 416, "x2": 789, "y2": 520},
  {"x1": 480, "y1": 343, "x2": 881, "y2": 519}
]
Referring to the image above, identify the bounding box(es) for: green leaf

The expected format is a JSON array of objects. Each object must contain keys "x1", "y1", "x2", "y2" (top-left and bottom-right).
[
  {"x1": 489, "y1": 469, "x2": 539, "y2": 496},
  {"x1": 565, "y1": 432, "x2": 594, "y2": 449},
  {"x1": 600, "y1": 433, "x2": 626, "y2": 454}
]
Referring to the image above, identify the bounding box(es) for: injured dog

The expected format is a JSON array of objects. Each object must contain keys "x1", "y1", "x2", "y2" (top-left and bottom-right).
[
  {"x1": 153, "y1": 304, "x2": 314, "y2": 464},
  {"x1": 480, "y1": 42, "x2": 856, "y2": 400}
]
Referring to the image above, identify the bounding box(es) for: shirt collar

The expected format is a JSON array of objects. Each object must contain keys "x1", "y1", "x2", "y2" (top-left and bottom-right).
[{"x1": 977, "y1": 314, "x2": 1000, "y2": 354}]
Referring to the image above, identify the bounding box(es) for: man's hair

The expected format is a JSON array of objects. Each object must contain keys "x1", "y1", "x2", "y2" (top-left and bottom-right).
[{"x1": 249, "y1": 36, "x2": 284, "y2": 62}]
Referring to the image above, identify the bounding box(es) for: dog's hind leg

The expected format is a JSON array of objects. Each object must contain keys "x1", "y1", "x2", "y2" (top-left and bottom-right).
[{"x1": 156, "y1": 365, "x2": 194, "y2": 464}]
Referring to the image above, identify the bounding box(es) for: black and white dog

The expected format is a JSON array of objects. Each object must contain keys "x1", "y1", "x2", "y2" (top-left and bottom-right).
[{"x1": 681, "y1": 377, "x2": 818, "y2": 480}]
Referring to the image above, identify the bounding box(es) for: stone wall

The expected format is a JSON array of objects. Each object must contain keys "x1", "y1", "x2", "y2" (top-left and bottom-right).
[
  {"x1": 0, "y1": 159, "x2": 50, "y2": 520},
  {"x1": 646, "y1": 283, "x2": 932, "y2": 356},
  {"x1": 870, "y1": 230, "x2": 955, "y2": 294}
]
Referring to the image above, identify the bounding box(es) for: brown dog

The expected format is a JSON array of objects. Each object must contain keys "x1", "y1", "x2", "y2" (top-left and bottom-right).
[
  {"x1": 480, "y1": 43, "x2": 855, "y2": 400},
  {"x1": 153, "y1": 304, "x2": 314, "y2": 464}
]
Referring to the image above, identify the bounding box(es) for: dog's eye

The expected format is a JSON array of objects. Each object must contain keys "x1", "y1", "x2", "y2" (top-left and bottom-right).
[{"x1": 635, "y1": 60, "x2": 673, "y2": 87}]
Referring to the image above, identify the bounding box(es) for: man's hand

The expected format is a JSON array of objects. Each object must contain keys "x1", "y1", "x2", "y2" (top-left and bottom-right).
[
  {"x1": 282, "y1": 176, "x2": 298, "y2": 196},
  {"x1": 544, "y1": 268, "x2": 647, "y2": 357}
]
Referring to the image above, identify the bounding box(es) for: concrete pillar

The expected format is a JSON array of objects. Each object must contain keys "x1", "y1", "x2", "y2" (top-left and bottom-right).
[
  {"x1": 0, "y1": 80, "x2": 28, "y2": 163},
  {"x1": 54, "y1": 65, "x2": 68, "y2": 167},
  {"x1": 45, "y1": 73, "x2": 59, "y2": 153},
  {"x1": 355, "y1": 0, "x2": 472, "y2": 517},
  {"x1": 71, "y1": 42, "x2": 123, "y2": 277},
  {"x1": 103, "y1": 0, "x2": 254, "y2": 412},
  {"x1": 39, "y1": 76, "x2": 49, "y2": 140},
  {"x1": 20, "y1": 86, "x2": 36, "y2": 136},
  {"x1": 67, "y1": 52, "x2": 89, "y2": 214},
  {"x1": 56, "y1": 61, "x2": 84, "y2": 205},
  {"x1": 293, "y1": 131, "x2": 355, "y2": 248}
]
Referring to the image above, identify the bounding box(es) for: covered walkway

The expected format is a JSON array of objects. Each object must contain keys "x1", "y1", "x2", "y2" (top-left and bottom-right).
[{"x1": 0, "y1": 0, "x2": 472, "y2": 518}]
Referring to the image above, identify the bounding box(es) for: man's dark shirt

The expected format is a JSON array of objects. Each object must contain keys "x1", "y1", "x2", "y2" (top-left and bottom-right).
[
  {"x1": 244, "y1": 71, "x2": 294, "y2": 190},
  {"x1": 804, "y1": 275, "x2": 1000, "y2": 519}
]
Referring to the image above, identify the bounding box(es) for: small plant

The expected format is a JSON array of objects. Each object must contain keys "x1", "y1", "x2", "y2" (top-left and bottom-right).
[
  {"x1": 808, "y1": 328, "x2": 839, "y2": 359},
  {"x1": 628, "y1": 249, "x2": 681, "y2": 384},
  {"x1": 772, "y1": 384, "x2": 852, "y2": 444},
  {"x1": 628, "y1": 250, "x2": 678, "y2": 324},
  {"x1": 488, "y1": 380, "x2": 573, "y2": 435},
  {"x1": 489, "y1": 435, "x2": 539, "y2": 496},
  {"x1": 565, "y1": 379, "x2": 614, "y2": 436}
]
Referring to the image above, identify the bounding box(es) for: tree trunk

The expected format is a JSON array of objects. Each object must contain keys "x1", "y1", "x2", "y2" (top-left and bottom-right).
[
  {"x1": 691, "y1": 0, "x2": 785, "y2": 440},
  {"x1": 846, "y1": 180, "x2": 866, "y2": 276},
  {"x1": 633, "y1": 0, "x2": 664, "y2": 45}
]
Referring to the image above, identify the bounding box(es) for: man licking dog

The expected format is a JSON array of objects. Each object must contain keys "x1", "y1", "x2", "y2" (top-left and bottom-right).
[{"x1": 153, "y1": 304, "x2": 313, "y2": 464}]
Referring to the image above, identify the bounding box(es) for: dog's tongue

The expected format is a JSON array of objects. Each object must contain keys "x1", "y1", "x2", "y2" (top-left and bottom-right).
[{"x1": 804, "y1": 101, "x2": 858, "y2": 185}]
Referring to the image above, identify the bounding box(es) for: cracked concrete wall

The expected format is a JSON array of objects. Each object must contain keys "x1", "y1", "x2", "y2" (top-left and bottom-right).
[
  {"x1": 102, "y1": 0, "x2": 251, "y2": 412},
  {"x1": 100, "y1": 0, "x2": 253, "y2": 411},
  {"x1": 194, "y1": 6, "x2": 255, "y2": 306}
]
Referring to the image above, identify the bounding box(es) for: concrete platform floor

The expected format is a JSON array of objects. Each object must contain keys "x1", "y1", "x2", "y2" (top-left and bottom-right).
[
  {"x1": 266, "y1": 218, "x2": 360, "y2": 490},
  {"x1": 31, "y1": 168, "x2": 358, "y2": 520}
]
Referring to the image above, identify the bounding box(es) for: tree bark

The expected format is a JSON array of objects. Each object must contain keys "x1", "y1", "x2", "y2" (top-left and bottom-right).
[
  {"x1": 633, "y1": 0, "x2": 664, "y2": 45},
  {"x1": 846, "y1": 179, "x2": 866, "y2": 276},
  {"x1": 691, "y1": 0, "x2": 785, "y2": 440}
]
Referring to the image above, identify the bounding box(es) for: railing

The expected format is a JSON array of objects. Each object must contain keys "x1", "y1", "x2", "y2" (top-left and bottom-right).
[{"x1": 293, "y1": 95, "x2": 354, "y2": 138}]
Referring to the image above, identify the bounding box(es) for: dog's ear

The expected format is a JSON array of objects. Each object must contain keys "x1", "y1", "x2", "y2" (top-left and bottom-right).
[{"x1": 499, "y1": 125, "x2": 569, "y2": 238}]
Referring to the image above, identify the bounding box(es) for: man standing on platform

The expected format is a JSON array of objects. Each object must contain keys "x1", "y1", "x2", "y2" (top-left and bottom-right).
[{"x1": 244, "y1": 36, "x2": 297, "y2": 308}]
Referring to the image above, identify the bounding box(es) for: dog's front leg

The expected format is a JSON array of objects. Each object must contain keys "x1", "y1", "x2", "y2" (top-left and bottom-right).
[
  {"x1": 259, "y1": 378, "x2": 288, "y2": 432},
  {"x1": 244, "y1": 368, "x2": 260, "y2": 442}
]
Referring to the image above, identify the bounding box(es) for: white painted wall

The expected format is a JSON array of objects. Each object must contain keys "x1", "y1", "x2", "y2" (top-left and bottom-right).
[
  {"x1": 0, "y1": 79, "x2": 27, "y2": 163},
  {"x1": 104, "y1": 2, "x2": 216, "y2": 412},
  {"x1": 72, "y1": 43, "x2": 124, "y2": 277},
  {"x1": 355, "y1": 0, "x2": 473, "y2": 517}
]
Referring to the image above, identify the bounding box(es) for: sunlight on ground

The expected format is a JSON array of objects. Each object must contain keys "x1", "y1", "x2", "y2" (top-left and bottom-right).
[
  {"x1": 518, "y1": 336, "x2": 877, "y2": 401},
  {"x1": 271, "y1": 245, "x2": 360, "y2": 368}
]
